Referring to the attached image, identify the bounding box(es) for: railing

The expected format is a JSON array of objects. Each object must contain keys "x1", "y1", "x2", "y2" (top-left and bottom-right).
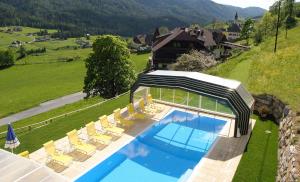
[{"x1": 0, "y1": 91, "x2": 130, "y2": 140}]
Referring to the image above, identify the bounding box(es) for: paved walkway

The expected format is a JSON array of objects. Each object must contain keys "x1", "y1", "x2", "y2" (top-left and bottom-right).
[{"x1": 0, "y1": 92, "x2": 86, "y2": 126}]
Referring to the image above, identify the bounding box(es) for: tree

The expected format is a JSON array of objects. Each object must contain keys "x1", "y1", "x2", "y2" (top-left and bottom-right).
[
  {"x1": 241, "y1": 19, "x2": 254, "y2": 45},
  {"x1": 261, "y1": 12, "x2": 277, "y2": 37},
  {"x1": 172, "y1": 50, "x2": 217, "y2": 72},
  {"x1": 284, "y1": 15, "x2": 297, "y2": 37},
  {"x1": 283, "y1": 0, "x2": 296, "y2": 38},
  {"x1": 17, "y1": 45, "x2": 26, "y2": 59},
  {"x1": 0, "y1": 50, "x2": 14, "y2": 68},
  {"x1": 83, "y1": 35, "x2": 136, "y2": 98},
  {"x1": 159, "y1": 26, "x2": 169, "y2": 35},
  {"x1": 253, "y1": 28, "x2": 263, "y2": 45}
]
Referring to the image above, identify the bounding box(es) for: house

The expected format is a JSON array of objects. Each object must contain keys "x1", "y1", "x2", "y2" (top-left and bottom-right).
[
  {"x1": 225, "y1": 12, "x2": 242, "y2": 41},
  {"x1": 133, "y1": 34, "x2": 153, "y2": 46},
  {"x1": 151, "y1": 27, "x2": 229, "y2": 69},
  {"x1": 9, "y1": 40, "x2": 23, "y2": 48}
]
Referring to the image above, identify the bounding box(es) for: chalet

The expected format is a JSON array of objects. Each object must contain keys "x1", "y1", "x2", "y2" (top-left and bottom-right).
[
  {"x1": 151, "y1": 27, "x2": 229, "y2": 69},
  {"x1": 133, "y1": 34, "x2": 152, "y2": 46}
]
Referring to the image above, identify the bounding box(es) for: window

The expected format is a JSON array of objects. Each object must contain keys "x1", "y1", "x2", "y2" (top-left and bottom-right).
[{"x1": 173, "y1": 42, "x2": 181, "y2": 48}]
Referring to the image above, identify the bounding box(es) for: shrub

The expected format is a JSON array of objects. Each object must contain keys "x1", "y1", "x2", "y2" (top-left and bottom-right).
[
  {"x1": 0, "y1": 49, "x2": 14, "y2": 68},
  {"x1": 172, "y1": 50, "x2": 217, "y2": 72}
]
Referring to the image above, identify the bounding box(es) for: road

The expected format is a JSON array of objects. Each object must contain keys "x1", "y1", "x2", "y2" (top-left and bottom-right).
[{"x1": 0, "y1": 92, "x2": 86, "y2": 126}]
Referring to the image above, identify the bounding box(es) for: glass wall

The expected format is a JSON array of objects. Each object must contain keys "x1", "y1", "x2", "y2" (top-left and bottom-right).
[{"x1": 148, "y1": 87, "x2": 234, "y2": 116}]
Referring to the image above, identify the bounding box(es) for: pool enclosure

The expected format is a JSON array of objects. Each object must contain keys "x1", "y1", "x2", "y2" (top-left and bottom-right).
[{"x1": 130, "y1": 70, "x2": 255, "y2": 137}]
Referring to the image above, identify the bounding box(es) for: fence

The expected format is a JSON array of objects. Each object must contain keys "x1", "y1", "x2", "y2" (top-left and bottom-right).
[{"x1": 0, "y1": 91, "x2": 130, "y2": 139}]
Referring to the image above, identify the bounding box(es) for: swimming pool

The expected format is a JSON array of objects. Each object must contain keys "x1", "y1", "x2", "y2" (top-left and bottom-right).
[{"x1": 76, "y1": 110, "x2": 226, "y2": 182}]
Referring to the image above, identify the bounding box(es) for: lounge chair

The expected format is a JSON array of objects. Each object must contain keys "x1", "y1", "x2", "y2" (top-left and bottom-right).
[
  {"x1": 67, "y1": 130, "x2": 96, "y2": 156},
  {"x1": 86, "y1": 122, "x2": 112, "y2": 145},
  {"x1": 147, "y1": 94, "x2": 163, "y2": 111},
  {"x1": 98, "y1": 115, "x2": 124, "y2": 136},
  {"x1": 138, "y1": 99, "x2": 156, "y2": 115},
  {"x1": 113, "y1": 108, "x2": 134, "y2": 128},
  {"x1": 18, "y1": 151, "x2": 29, "y2": 158},
  {"x1": 43, "y1": 140, "x2": 73, "y2": 167},
  {"x1": 127, "y1": 103, "x2": 146, "y2": 120}
]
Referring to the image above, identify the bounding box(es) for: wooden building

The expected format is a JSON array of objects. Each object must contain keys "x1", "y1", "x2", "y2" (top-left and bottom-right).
[{"x1": 151, "y1": 27, "x2": 229, "y2": 69}]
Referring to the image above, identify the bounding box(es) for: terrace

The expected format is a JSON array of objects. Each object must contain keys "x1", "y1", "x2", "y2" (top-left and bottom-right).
[{"x1": 0, "y1": 71, "x2": 256, "y2": 182}]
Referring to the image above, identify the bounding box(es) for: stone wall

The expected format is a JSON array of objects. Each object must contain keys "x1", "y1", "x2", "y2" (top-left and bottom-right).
[{"x1": 253, "y1": 94, "x2": 300, "y2": 182}]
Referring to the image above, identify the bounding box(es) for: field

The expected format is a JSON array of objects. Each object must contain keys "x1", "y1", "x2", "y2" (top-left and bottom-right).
[{"x1": 0, "y1": 27, "x2": 149, "y2": 118}]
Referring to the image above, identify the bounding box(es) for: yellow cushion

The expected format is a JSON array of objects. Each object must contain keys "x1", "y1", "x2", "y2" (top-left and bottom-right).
[
  {"x1": 92, "y1": 134, "x2": 112, "y2": 145},
  {"x1": 106, "y1": 126, "x2": 124, "y2": 135},
  {"x1": 74, "y1": 143, "x2": 96, "y2": 155},
  {"x1": 52, "y1": 154, "x2": 72, "y2": 166}
]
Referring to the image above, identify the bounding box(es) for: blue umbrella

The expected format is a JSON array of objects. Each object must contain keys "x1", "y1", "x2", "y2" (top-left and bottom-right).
[{"x1": 4, "y1": 123, "x2": 20, "y2": 153}]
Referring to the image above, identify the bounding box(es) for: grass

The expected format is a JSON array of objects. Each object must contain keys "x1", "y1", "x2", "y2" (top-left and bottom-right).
[
  {"x1": 233, "y1": 116, "x2": 278, "y2": 182},
  {"x1": 0, "y1": 96, "x2": 103, "y2": 133},
  {"x1": 208, "y1": 25, "x2": 300, "y2": 111},
  {"x1": 0, "y1": 52, "x2": 148, "y2": 118},
  {"x1": 0, "y1": 26, "x2": 149, "y2": 117},
  {"x1": 0, "y1": 26, "x2": 149, "y2": 118},
  {"x1": 0, "y1": 93, "x2": 130, "y2": 153},
  {"x1": 208, "y1": 24, "x2": 300, "y2": 181},
  {"x1": 0, "y1": 61, "x2": 85, "y2": 118}
]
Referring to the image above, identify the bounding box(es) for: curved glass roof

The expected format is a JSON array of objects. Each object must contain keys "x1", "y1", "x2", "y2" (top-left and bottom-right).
[{"x1": 131, "y1": 70, "x2": 254, "y2": 136}]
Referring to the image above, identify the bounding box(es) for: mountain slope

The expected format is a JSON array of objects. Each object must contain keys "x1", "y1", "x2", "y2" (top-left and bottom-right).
[{"x1": 0, "y1": 0, "x2": 265, "y2": 36}]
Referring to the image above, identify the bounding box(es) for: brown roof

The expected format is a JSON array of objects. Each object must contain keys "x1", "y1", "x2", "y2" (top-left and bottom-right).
[
  {"x1": 152, "y1": 27, "x2": 225, "y2": 52},
  {"x1": 152, "y1": 28, "x2": 185, "y2": 52}
]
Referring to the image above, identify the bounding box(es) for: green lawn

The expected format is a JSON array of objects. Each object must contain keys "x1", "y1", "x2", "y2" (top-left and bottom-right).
[
  {"x1": 0, "y1": 94, "x2": 130, "y2": 153},
  {"x1": 233, "y1": 116, "x2": 278, "y2": 182},
  {"x1": 0, "y1": 61, "x2": 85, "y2": 118}
]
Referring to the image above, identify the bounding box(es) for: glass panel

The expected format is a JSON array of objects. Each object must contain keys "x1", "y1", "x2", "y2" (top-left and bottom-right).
[
  {"x1": 174, "y1": 89, "x2": 187, "y2": 105},
  {"x1": 201, "y1": 95, "x2": 216, "y2": 111},
  {"x1": 188, "y1": 92, "x2": 199, "y2": 108},
  {"x1": 161, "y1": 88, "x2": 174, "y2": 103},
  {"x1": 133, "y1": 88, "x2": 146, "y2": 102},
  {"x1": 150, "y1": 87, "x2": 160, "y2": 100},
  {"x1": 217, "y1": 99, "x2": 233, "y2": 115}
]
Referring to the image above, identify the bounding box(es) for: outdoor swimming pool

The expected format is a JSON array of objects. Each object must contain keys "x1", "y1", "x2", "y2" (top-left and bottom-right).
[{"x1": 75, "y1": 110, "x2": 226, "y2": 182}]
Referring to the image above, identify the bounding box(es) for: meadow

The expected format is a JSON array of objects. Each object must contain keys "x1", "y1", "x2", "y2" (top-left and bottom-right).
[{"x1": 0, "y1": 27, "x2": 149, "y2": 118}]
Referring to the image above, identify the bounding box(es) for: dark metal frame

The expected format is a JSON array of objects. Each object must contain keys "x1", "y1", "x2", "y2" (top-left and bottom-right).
[{"x1": 130, "y1": 72, "x2": 254, "y2": 137}]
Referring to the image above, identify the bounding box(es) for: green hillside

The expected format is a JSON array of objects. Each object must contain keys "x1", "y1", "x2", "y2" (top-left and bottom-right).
[
  {"x1": 208, "y1": 24, "x2": 300, "y2": 111},
  {"x1": 0, "y1": 0, "x2": 265, "y2": 36},
  {"x1": 207, "y1": 23, "x2": 300, "y2": 182}
]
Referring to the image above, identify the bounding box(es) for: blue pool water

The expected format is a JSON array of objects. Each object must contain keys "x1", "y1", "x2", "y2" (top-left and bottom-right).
[{"x1": 76, "y1": 110, "x2": 226, "y2": 182}]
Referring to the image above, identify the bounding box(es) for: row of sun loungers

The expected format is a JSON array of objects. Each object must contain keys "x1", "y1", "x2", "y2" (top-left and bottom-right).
[{"x1": 18, "y1": 95, "x2": 163, "y2": 172}]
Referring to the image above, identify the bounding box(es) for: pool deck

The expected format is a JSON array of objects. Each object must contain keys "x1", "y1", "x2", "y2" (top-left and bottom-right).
[
  {"x1": 188, "y1": 119, "x2": 256, "y2": 182},
  {"x1": 29, "y1": 104, "x2": 255, "y2": 182}
]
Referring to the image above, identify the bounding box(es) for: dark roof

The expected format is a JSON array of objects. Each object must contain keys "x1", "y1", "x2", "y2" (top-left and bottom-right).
[
  {"x1": 152, "y1": 28, "x2": 185, "y2": 52},
  {"x1": 133, "y1": 34, "x2": 152, "y2": 46},
  {"x1": 152, "y1": 27, "x2": 227, "y2": 52},
  {"x1": 227, "y1": 23, "x2": 241, "y2": 33}
]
